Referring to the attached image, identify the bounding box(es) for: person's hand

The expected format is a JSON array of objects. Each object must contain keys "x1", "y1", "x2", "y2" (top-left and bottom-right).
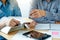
[
  {"x1": 55, "y1": 21, "x2": 60, "y2": 24},
  {"x1": 39, "y1": 10, "x2": 46, "y2": 17},
  {"x1": 9, "y1": 19, "x2": 20, "y2": 27},
  {"x1": 25, "y1": 21, "x2": 37, "y2": 29},
  {"x1": 30, "y1": 9, "x2": 46, "y2": 18},
  {"x1": 0, "y1": 23, "x2": 5, "y2": 29}
]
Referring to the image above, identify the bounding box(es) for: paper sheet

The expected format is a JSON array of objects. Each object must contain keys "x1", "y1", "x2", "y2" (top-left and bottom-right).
[
  {"x1": 1, "y1": 26, "x2": 11, "y2": 34},
  {"x1": 35, "y1": 24, "x2": 50, "y2": 30},
  {"x1": 51, "y1": 24, "x2": 60, "y2": 30},
  {"x1": 49, "y1": 30, "x2": 60, "y2": 38}
]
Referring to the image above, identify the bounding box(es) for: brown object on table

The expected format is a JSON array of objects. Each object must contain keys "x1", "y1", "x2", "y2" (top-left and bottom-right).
[
  {"x1": 55, "y1": 21, "x2": 60, "y2": 24},
  {"x1": 30, "y1": 31, "x2": 44, "y2": 38}
]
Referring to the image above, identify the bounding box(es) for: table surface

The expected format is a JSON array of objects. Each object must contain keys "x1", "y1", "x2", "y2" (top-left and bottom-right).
[
  {"x1": 0, "y1": 30, "x2": 60, "y2": 40},
  {"x1": 0, "y1": 17, "x2": 60, "y2": 40}
]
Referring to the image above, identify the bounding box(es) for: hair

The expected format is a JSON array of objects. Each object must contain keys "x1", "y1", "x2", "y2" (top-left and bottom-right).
[
  {"x1": 0, "y1": 0, "x2": 10, "y2": 4},
  {"x1": 0, "y1": 0, "x2": 10, "y2": 8}
]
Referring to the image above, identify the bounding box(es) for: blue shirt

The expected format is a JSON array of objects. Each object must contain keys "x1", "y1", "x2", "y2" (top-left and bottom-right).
[
  {"x1": 0, "y1": 0, "x2": 21, "y2": 39},
  {"x1": 31, "y1": 0, "x2": 60, "y2": 23},
  {"x1": 0, "y1": 35, "x2": 7, "y2": 40},
  {"x1": 0, "y1": 0, "x2": 21, "y2": 18}
]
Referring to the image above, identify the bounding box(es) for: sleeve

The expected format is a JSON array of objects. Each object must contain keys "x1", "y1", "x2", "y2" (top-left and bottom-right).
[
  {"x1": 31, "y1": 17, "x2": 55, "y2": 24},
  {"x1": 11, "y1": 0, "x2": 22, "y2": 17},
  {"x1": 31, "y1": 8, "x2": 59, "y2": 23},
  {"x1": 0, "y1": 1, "x2": 2, "y2": 8},
  {"x1": 13, "y1": 5, "x2": 22, "y2": 17},
  {"x1": 56, "y1": 2, "x2": 60, "y2": 21},
  {"x1": 30, "y1": 0, "x2": 39, "y2": 11},
  {"x1": 45, "y1": 3, "x2": 60, "y2": 21},
  {"x1": 0, "y1": 9, "x2": 6, "y2": 19}
]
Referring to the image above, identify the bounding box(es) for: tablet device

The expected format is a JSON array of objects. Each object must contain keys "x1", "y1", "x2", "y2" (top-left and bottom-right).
[{"x1": 23, "y1": 30, "x2": 51, "y2": 40}]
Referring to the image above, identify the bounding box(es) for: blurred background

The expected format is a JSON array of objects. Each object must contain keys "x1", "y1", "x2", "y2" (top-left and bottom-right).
[{"x1": 16, "y1": 0, "x2": 32, "y2": 18}]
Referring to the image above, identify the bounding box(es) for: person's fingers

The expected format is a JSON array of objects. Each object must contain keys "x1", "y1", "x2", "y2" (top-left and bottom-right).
[
  {"x1": 30, "y1": 11, "x2": 37, "y2": 16},
  {"x1": 30, "y1": 12, "x2": 39, "y2": 18},
  {"x1": 13, "y1": 19, "x2": 20, "y2": 25},
  {"x1": 30, "y1": 10, "x2": 44, "y2": 18},
  {"x1": 9, "y1": 22, "x2": 15, "y2": 27},
  {"x1": 24, "y1": 22, "x2": 30, "y2": 25},
  {"x1": 30, "y1": 9, "x2": 39, "y2": 16},
  {"x1": 9, "y1": 21, "x2": 17, "y2": 27},
  {"x1": 35, "y1": 12, "x2": 41, "y2": 18},
  {"x1": 31, "y1": 10, "x2": 44, "y2": 16},
  {"x1": 40, "y1": 10, "x2": 46, "y2": 16},
  {"x1": 27, "y1": 21, "x2": 37, "y2": 29},
  {"x1": 31, "y1": 9, "x2": 38, "y2": 13},
  {"x1": 32, "y1": 21, "x2": 37, "y2": 25},
  {"x1": 11, "y1": 19, "x2": 20, "y2": 26}
]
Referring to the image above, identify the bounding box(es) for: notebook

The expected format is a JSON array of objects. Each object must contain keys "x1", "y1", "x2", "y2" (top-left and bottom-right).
[
  {"x1": 35, "y1": 24, "x2": 50, "y2": 30},
  {"x1": 51, "y1": 24, "x2": 60, "y2": 30}
]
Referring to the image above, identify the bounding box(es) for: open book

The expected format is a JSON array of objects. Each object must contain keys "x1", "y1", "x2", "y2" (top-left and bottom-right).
[{"x1": 0, "y1": 17, "x2": 33, "y2": 34}]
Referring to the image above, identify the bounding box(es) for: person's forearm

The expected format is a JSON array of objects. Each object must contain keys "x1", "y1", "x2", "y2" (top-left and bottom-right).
[
  {"x1": 0, "y1": 23, "x2": 6, "y2": 30},
  {"x1": 0, "y1": 17, "x2": 8, "y2": 29},
  {"x1": 30, "y1": 16, "x2": 55, "y2": 24},
  {"x1": 46, "y1": 11, "x2": 60, "y2": 21},
  {"x1": 45, "y1": 11, "x2": 55, "y2": 21}
]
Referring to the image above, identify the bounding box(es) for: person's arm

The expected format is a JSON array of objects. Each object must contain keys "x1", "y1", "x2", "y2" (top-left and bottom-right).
[
  {"x1": 29, "y1": 9, "x2": 55, "y2": 23},
  {"x1": 0, "y1": 17, "x2": 8, "y2": 29},
  {"x1": 31, "y1": 17, "x2": 55, "y2": 24},
  {"x1": 0, "y1": 17, "x2": 21, "y2": 30},
  {"x1": 0, "y1": 17, "x2": 14, "y2": 29},
  {"x1": 30, "y1": 1, "x2": 60, "y2": 23},
  {"x1": 30, "y1": 0, "x2": 55, "y2": 23},
  {"x1": 45, "y1": 3, "x2": 60, "y2": 21},
  {"x1": 31, "y1": 9, "x2": 60, "y2": 24}
]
